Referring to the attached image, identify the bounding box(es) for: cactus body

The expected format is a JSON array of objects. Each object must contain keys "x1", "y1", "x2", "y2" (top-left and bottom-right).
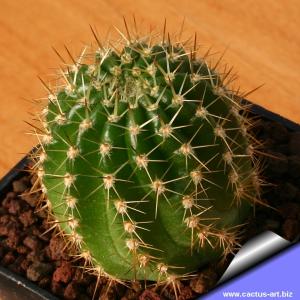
[{"x1": 35, "y1": 35, "x2": 260, "y2": 283}]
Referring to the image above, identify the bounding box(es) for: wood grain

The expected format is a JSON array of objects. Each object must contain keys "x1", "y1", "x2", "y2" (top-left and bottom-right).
[{"x1": 0, "y1": 0, "x2": 299, "y2": 177}]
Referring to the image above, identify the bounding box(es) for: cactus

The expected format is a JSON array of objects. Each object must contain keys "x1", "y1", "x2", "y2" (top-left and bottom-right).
[{"x1": 31, "y1": 24, "x2": 262, "y2": 288}]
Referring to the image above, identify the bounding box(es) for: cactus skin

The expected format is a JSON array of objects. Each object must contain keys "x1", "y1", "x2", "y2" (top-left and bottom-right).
[{"x1": 33, "y1": 32, "x2": 261, "y2": 284}]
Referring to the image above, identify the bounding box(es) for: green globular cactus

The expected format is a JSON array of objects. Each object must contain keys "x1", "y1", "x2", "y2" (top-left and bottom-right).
[{"x1": 32, "y1": 27, "x2": 262, "y2": 287}]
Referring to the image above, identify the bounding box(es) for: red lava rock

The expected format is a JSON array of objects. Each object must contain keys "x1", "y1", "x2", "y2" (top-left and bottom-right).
[
  {"x1": 27, "y1": 261, "x2": 53, "y2": 282},
  {"x1": 20, "y1": 190, "x2": 40, "y2": 207},
  {"x1": 98, "y1": 290, "x2": 117, "y2": 300},
  {"x1": 0, "y1": 207, "x2": 7, "y2": 216},
  {"x1": 20, "y1": 257, "x2": 31, "y2": 271},
  {"x1": 26, "y1": 250, "x2": 45, "y2": 262},
  {"x1": 53, "y1": 261, "x2": 73, "y2": 284},
  {"x1": 16, "y1": 245, "x2": 29, "y2": 254},
  {"x1": 64, "y1": 281, "x2": 80, "y2": 300},
  {"x1": 5, "y1": 231, "x2": 21, "y2": 248},
  {"x1": 4, "y1": 198, "x2": 22, "y2": 215},
  {"x1": 87, "y1": 281, "x2": 100, "y2": 298},
  {"x1": 78, "y1": 294, "x2": 91, "y2": 300},
  {"x1": 8, "y1": 256, "x2": 25, "y2": 274},
  {"x1": 139, "y1": 289, "x2": 161, "y2": 300},
  {"x1": 178, "y1": 286, "x2": 194, "y2": 300},
  {"x1": 1, "y1": 251, "x2": 15, "y2": 266},
  {"x1": 122, "y1": 288, "x2": 139, "y2": 300},
  {"x1": 49, "y1": 235, "x2": 69, "y2": 260},
  {"x1": 12, "y1": 179, "x2": 28, "y2": 194},
  {"x1": 0, "y1": 215, "x2": 17, "y2": 234},
  {"x1": 190, "y1": 269, "x2": 218, "y2": 295},
  {"x1": 36, "y1": 206, "x2": 48, "y2": 219},
  {"x1": 30, "y1": 174, "x2": 38, "y2": 186},
  {"x1": 19, "y1": 210, "x2": 36, "y2": 227},
  {"x1": 282, "y1": 219, "x2": 299, "y2": 241},
  {"x1": 189, "y1": 277, "x2": 206, "y2": 294},
  {"x1": 10, "y1": 200, "x2": 22, "y2": 215},
  {"x1": 23, "y1": 235, "x2": 42, "y2": 251},
  {"x1": 3, "y1": 192, "x2": 16, "y2": 201},
  {"x1": 51, "y1": 280, "x2": 65, "y2": 297},
  {"x1": 0, "y1": 223, "x2": 9, "y2": 236},
  {"x1": 31, "y1": 225, "x2": 43, "y2": 236},
  {"x1": 0, "y1": 214, "x2": 11, "y2": 224},
  {"x1": 38, "y1": 276, "x2": 51, "y2": 289},
  {"x1": 32, "y1": 224, "x2": 51, "y2": 242},
  {"x1": 74, "y1": 268, "x2": 93, "y2": 285},
  {"x1": 5, "y1": 220, "x2": 21, "y2": 240}
]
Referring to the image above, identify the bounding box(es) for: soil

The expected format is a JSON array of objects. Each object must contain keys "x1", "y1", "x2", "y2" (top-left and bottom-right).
[{"x1": 0, "y1": 118, "x2": 300, "y2": 300}]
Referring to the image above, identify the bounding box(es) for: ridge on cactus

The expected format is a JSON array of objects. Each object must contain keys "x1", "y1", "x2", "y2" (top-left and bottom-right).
[{"x1": 30, "y1": 20, "x2": 264, "y2": 293}]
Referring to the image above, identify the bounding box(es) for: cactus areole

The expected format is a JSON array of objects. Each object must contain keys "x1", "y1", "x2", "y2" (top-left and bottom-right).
[{"x1": 33, "y1": 29, "x2": 262, "y2": 284}]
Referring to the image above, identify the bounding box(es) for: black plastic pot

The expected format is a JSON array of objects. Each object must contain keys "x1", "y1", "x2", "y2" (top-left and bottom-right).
[{"x1": 0, "y1": 102, "x2": 299, "y2": 300}]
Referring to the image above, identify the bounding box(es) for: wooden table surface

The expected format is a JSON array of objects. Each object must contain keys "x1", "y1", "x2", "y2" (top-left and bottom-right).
[{"x1": 0, "y1": 0, "x2": 299, "y2": 177}]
